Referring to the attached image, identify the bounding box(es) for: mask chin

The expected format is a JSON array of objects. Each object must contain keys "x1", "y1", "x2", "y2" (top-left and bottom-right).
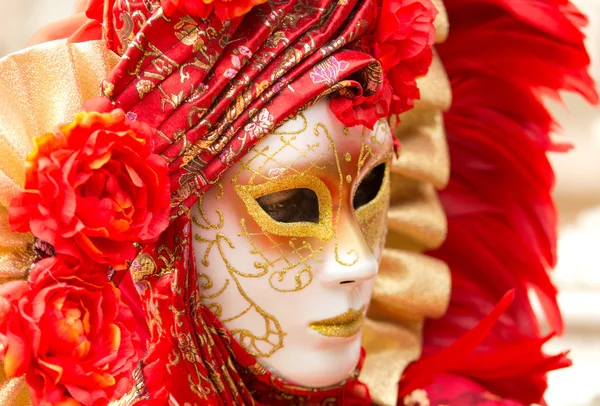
[{"x1": 260, "y1": 335, "x2": 363, "y2": 388}]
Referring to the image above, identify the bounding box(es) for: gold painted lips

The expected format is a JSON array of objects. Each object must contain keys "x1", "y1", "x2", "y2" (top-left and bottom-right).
[{"x1": 309, "y1": 306, "x2": 365, "y2": 338}]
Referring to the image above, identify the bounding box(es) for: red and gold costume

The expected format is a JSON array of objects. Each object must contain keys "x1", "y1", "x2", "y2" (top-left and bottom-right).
[{"x1": 0, "y1": 0, "x2": 596, "y2": 405}]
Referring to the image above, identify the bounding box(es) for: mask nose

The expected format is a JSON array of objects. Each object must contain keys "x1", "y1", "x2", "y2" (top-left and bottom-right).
[{"x1": 320, "y1": 216, "x2": 379, "y2": 287}]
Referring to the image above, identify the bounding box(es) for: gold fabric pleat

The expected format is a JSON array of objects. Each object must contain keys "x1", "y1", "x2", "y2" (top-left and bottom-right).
[
  {"x1": 0, "y1": 39, "x2": 120, "y2": 406},
  {"x1": 432, "y1": 0, "x2": 449, "y2": 43},
  {"x1": 361, "y1": 39, "x2": 453, "y2": 404}
]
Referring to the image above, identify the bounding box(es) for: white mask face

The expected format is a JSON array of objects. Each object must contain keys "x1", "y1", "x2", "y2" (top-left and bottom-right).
[{"x1": 191, "y1": 98, "x2": 394, "y2": 388}]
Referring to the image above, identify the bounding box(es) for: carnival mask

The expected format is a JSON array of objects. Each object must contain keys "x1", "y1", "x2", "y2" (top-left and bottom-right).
[{"x1": 191, "y1": 99, "x2": 394, "y2": 387}]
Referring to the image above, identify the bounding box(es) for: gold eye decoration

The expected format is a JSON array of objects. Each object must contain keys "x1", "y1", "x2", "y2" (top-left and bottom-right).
[
  {"x1": 353, "y1": 162, "x2": 388, "y2": 211},
  {"x1": 354, "y1": 162, "x2": 391, "y2": 251},
  {"x1": 235, "y1": 174, "x2": 334, "y2": 241}
]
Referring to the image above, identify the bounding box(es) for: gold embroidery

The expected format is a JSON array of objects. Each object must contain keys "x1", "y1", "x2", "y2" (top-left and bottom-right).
[
  {"x1": 102, "y1": 80, "x2": 115, "y2": 98},
  {"x1": 136, "y1": 79, "x2": 154, "y2": 99},
  {"x1": 174, "y1": 16, "x2": 209, "y2": 54},
  {"x1": 114, "y1": 0, "x2": 152, "y2": 55},
  {"x1": 130, "y1": 253, "x2": 157, "y2": 281}
]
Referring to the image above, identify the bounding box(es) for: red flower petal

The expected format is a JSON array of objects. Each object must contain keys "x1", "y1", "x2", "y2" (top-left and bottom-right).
[
  {"x1": 0, "y1": 258, "x2": 141, "y2": 405},
  {"x1": 9, "y1": 110, "x2": 170, "y2": 268}
]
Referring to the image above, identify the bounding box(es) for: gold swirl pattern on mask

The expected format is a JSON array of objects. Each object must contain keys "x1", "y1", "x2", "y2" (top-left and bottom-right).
[
  {"x1": 230, "y1": 116, "x2": 326, "y2": 186},
  {"x1": 238, "y1": 220, "x2": 321, "y2": 293},
  {"x1": 193, "y1": 184, "x2": 225, "y2": 231},
  {"x1": 193, "y1": 192, "x2": 285, "y2": 358}
]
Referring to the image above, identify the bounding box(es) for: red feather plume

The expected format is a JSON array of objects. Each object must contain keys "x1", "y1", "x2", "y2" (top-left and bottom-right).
[{"x1": 400, "y1": 0, "x2": 598, "y2": 404}]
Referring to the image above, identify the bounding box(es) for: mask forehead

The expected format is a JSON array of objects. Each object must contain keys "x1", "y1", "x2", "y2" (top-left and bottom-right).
[{"x1": 230, "y1": 100, "x2": 393, "y2": 189}]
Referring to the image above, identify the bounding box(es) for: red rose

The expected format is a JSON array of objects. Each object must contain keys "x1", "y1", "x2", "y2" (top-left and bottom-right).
[
  {"x1": 373, "y1": 0, "x2": 437, "y2": 71},
  {"x1": 369, "y1": 0, "x2": 437, "y2": 116},
  {"x1": 9, "y1": 110, "x2": 170, "y2": 269},
  {"x1": 388, "y1": 48, "x2": 433, "y2": 114},
  {"x1": 0, "y1": 257, "x2": 141, "y2": 406},
  {"x1": 329, "y1": 81, "x2": 394, "y2": 129},
  {"x1": 161, "y1": 0, "x2": 268, "y2": 21}
]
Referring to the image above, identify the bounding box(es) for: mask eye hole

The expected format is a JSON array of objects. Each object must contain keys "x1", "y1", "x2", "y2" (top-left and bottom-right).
[
  {"x1": 235, "y1": 174, "x2": 333, "y2": 240},
  {"x1": 353, "y1": 163, "x2": 386, "y2": 210},
  {"x1": 256, "y1": 188, "x2": 319, "y2": 224}
]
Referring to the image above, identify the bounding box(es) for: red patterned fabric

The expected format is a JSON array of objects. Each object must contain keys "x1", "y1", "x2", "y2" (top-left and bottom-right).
[{"x1": 99, "y1": 0, "x2": 435, "y2": 219}]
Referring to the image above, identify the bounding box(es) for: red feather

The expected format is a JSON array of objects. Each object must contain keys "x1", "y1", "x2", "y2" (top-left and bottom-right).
[{"x1": 400, "y1": 0, "x2": 598, "y2": 403}]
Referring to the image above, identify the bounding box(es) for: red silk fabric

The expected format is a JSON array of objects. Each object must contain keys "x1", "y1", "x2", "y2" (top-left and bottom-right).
[{"x1": 101, "y1": 0, "x2": 386, "y2": 218}]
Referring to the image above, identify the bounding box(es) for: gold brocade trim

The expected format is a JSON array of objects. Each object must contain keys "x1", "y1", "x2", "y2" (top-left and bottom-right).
[{"x1": 0, "y1": 38, "x2": 121, "y2": 406}]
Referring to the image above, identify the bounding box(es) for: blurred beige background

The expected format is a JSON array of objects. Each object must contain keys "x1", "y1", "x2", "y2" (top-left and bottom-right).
[{"x1": 0, "y1": 0, "x2": 598, "y2": 405}]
